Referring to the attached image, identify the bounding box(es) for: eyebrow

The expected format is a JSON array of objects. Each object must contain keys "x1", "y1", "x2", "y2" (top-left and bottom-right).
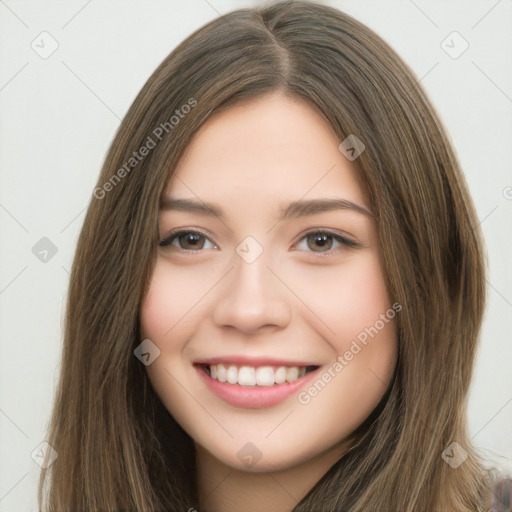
[{"x1": 160, "y1": 196, "x2": 372, "y2": 221}]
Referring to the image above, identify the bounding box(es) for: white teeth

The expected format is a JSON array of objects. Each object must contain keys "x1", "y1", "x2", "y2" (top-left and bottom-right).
[
  {"x1": 274, "y1": 366, "x2": 287, "y2": 384},
  {"x1": 217, "y1": 364, "x2": 227, "y2": 383},
  {"x1": 206, "y1": 363, "x2": 310, "y2": 386},
  {"x1": 226, "y1": 365, "x2": 238, "y2": 384},
  {"x1": 255, "y1": 366, "x2": 275, "y2": 386},
  {"x1": 286, "y1": 366, "x2": 300, "y2": 382},
  {"x1": 238, "y1": 366, "x2": 256, "y2": 386}
]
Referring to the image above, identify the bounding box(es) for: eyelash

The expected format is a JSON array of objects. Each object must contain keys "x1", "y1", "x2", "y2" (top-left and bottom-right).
[{"x1": 158, "y1": 228, "x2": 360, "y2": 257}]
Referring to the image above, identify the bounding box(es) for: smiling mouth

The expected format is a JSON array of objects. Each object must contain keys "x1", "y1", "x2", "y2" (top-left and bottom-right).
[{"x1": 196, "y1": 363, "x2": 319, "y2": 387}]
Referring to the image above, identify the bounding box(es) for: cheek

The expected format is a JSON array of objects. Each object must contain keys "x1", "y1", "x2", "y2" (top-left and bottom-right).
[
  {"x1": 294, "y1": 258, "x2": 397, "y2": 442},
  {"x1": 139, "y1": 260, "x2": 209, "y2": 341},
  {"x1": 140, "y1": 279, "x2": 170, "y2": 341},
  {"x1": 333, "y1": 255, "x2": 398, "y2": 380},
  {"x1": 287, "y1": 252, "x2": 393, "y2": 344},
  {"x1": 295, "y1": 252, "x2": 398, "y2": 390},
  {"x1": 341, "y1": 255, "x2": 393, "y2": 338},
  {"x1": 138, "y1": 262, "x2": 202, "y2": 426}
]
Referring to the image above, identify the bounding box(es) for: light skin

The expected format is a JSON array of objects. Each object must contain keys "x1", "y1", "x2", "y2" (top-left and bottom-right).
[{"x1": 139, "y1": 92, "x2": 398, "y2": 512}]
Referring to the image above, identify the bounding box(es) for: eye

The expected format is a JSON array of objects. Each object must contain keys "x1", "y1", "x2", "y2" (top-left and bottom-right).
[
  {"x1": 158, "y1": 228, "x2": 360, "y2": 255},
  {"x1": 294, "y1": 230, "x2": 359, "y2": 255},
  {"x1": 159, "y1": 230, "x2": 217, "y2": 251}
]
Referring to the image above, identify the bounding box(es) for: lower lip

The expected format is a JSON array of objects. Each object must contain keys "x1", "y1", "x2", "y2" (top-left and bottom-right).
[{"x1": 194, "y1": 365, "x2": 321, "y2": 409}]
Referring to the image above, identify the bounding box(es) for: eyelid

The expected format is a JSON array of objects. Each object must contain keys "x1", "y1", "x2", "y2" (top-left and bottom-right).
[
  {"x1": 159, "y1": 228, "x2": 218, "y2": 249},
  {"x1": 291, "y1": 230, "x2": 360, "y2": 259},
  {"x1": 291, "y1": 227, "x2": 358, "y2": 248}
]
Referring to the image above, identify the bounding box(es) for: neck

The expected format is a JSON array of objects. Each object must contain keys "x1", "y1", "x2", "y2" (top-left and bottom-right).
[{"x1": 195, "y1": 440, "x2": 350, "y2": 512}]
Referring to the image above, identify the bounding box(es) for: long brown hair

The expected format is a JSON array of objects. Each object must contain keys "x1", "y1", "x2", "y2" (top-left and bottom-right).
[{"x1": 38, "y1": 1, "x2": 494, "y2": 510}]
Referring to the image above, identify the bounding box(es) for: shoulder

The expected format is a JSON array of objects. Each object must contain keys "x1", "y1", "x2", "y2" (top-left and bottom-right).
[{"x1": 489, "y1": 476, "x2": 512, "y2": 512}]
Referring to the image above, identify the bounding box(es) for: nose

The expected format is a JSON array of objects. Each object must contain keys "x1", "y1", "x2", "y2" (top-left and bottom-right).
[{"x1": 212, "y1": 251, "x2": 292, "y2": 334}]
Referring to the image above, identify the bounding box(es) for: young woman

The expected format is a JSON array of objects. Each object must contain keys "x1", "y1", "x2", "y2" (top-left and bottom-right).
[{"x1": 38, "y1": 1, "x2": 507, "y2": 510}]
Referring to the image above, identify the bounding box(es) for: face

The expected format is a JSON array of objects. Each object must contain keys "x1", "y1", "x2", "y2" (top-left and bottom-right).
[{"x1": 139, "y1": 92, "x2": 398, "y2": 473}]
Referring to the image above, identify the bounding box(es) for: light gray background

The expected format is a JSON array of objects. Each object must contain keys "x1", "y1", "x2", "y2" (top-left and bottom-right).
[{"x1": 0, "y1": 1, "x2": 511, "y2": 510}]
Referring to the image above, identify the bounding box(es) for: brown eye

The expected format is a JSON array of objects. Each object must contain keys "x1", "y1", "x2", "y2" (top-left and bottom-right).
[
  {"x1": 306, "y1": 233, "x2": 333, "y2": 252},
  {"x1": 176, "y1": 232, "x2": 205, "y2": 250},
  {"x1": 159, "y1": 230, "x2": 217, "y2": 251},
  {"x1": 295, "y1": 230, "x2": 359, "y2": 255}
]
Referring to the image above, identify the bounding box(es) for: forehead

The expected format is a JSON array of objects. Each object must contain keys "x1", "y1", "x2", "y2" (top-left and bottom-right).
[{"x1": 165, "y1": 92, "x2": 367, "y2": 211}]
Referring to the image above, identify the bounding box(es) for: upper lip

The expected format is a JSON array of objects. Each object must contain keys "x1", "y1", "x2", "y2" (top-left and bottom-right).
[{"x1": 194, "y1": 356, "x2": 319, "y2": 367}]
